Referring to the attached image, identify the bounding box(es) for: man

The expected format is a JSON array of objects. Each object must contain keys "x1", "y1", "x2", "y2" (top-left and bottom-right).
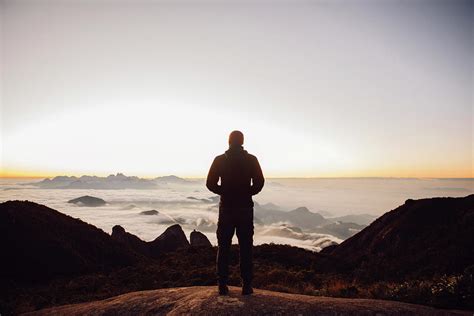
[{"x1": 206, "y1": 130, "x2": 264, "y2": 295}]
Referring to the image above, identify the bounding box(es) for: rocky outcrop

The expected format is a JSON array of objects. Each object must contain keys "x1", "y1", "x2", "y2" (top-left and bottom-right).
[
  {"x1": 111, "y1": 225, "x2": 150, "y2": 257},
  {"x1": 190, "y1": 230, "x2": 212, "y2": 247},
  {"x1": 111, "y1": 224, "x2": 191, "y2": 257},
  {"x1": 67, "y1": 195, "x2": 106, "y2": 207},
  {"x1": 139, "y1": 210, "x2": 159, "y2": 215},
  {"x1": 149, "y1": 224, "x2": 189, "y2": 254},
  {"x1": 26, "y1": 286, "x2": 468, "y2": 316}
]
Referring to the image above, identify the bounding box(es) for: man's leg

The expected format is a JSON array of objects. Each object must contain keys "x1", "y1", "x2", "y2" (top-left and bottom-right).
[
  {"x1": 236, "y1": 207, "x2": 254, "y2": 294},
  {"x1": 216, "y1": 210, "x2": 234, "y2": 294}
]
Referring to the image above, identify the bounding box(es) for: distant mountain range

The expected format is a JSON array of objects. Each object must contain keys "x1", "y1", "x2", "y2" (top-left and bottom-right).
[
  {"x1": 31, "y1": 173, "x2": 190, "y2": 189},
  {"x1": 327, "y1": 213, "x2": 377, "y2": 226},
  {"x1": 254, "y1": 203, "x2": 371, "y2": 240},
  {"x1": 1, "y1": 195, "x2": 473, "y2": 313}
]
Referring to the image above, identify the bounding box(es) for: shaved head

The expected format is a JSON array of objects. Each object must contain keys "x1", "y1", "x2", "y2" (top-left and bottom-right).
[{"x1": 228, "y1": 130, "x2": 244, "y2": 146}]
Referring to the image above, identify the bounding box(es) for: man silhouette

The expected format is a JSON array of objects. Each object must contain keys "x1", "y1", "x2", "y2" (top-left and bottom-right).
[{"x1": 206, "y1": 130, "x2": 264, "y2": 295}]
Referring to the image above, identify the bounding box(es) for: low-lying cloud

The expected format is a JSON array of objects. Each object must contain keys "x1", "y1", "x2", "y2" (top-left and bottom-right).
[{"x1": 2, "y1": 175, "x2": 472, "y2": 251}]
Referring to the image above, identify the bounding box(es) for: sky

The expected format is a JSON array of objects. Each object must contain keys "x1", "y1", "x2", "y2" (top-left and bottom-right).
[{"x1": 0, "y1": 0, "x2": 472, "y2": 178}]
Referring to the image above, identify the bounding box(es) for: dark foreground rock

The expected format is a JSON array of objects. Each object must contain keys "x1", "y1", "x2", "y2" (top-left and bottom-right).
[
  {"x1": 322, "y1": 195, "x2": 474, "y2": 279},
  {"x1": 67, "y1": 196, "x2": 106, "y2": 207},
  {"x1": 111, "y1": 224, "x2": 190, "y2": 257},
  {"x1": 2, "y1": 196, "x2": 474, "y2": 314},
  {"x1": 25, "y1": 286, "x2": 469, "y2": 316},
  {"x1": 111, "y1": 225, "x2": 150, "y2": 257},
  {"x1": 190, "y1": 229, "x2": 212, "y2": 247},
  {"x1": 0, "y1": 201, "x2": 138, "y2": 283},
  {"x1": 149, "y1": 224, "x2": 189, "y2": 253}
]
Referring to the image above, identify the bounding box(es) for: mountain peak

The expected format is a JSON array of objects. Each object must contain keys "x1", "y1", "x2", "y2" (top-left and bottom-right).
[
  {"x1": 190, "y1": 230, "x2": 212, "y2": 247},
  {"x1": 154, "y1": 175, "x2": 188, "y2": 184},
  {"x1": 150, "y1": 224, "x2": 189, "y2": 253},
  {"x1": 290, "y1": 206, "x2": 311, "y2": 214}
]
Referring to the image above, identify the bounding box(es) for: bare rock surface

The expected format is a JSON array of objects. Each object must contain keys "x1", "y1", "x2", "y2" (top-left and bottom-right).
[
  {"x1": 25, "y1": 286, "x2": 469, "y2": 316},
  {"x1": 190, "y1": 229, "x2": 212, "y2": 247}
]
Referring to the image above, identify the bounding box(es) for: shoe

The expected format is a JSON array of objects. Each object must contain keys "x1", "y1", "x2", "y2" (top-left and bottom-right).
[
  {"x1": 218, "y1": 284, "x2": 229, "y2": 295},
  {"x1": 242, "y1": 284, "x2": 253, "y2": 295}
]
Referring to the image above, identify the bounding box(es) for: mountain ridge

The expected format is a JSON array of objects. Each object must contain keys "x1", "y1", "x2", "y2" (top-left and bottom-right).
[
  {"x1": 321, "y1": 195, "x2": 474, "y2": 279},
  {"x1": 31, "y1": 173, "x2": 190, "y2": 189},
  {"x1": 1, "y1": 195, "x2": 473, "y2": 314}
]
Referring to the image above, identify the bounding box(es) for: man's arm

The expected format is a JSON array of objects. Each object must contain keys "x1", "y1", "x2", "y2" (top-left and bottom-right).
[
  {"x1": 250, "y1": 156, "x2": 264, "y2": 195},
  {"x1": 206, "y1": 157, "x2": 222, "y2": 195}
]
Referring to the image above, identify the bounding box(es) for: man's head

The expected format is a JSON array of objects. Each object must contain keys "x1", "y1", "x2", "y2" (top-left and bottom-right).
[{"x1": 228, "y1": 130, "x2": 244, "y2": 146}]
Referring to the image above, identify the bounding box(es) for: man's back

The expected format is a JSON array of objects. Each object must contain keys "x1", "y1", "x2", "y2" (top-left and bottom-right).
[
  {"x1": 207, "y1": 130, "x2": 264, "y2": 296},
  {"x1": 206, "y1": 145, "x2": 264, "y2": 207}
]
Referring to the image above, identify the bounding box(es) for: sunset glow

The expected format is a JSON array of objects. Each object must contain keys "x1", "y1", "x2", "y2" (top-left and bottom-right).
[{"x1": 1, "y1": 0, "x2": 472, "y2": 179}]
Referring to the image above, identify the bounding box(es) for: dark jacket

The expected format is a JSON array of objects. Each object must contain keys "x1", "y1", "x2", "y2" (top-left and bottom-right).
[{"x1": 206, "y1": 145, "x2": 264, "y2": 207}]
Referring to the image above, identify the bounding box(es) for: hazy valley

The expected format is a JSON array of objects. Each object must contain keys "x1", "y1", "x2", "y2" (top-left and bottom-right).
[{"x1": 2, "y1": 175, "x2": 472, "y2": 252}]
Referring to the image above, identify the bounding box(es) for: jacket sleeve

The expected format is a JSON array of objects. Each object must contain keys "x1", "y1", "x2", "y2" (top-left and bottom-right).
[
  {"x1": 250, "y1": 156, "x2": 264, "y2": 195},
  {"x1": 206, "y1": 157, "x2": 222, "y2": 195}
]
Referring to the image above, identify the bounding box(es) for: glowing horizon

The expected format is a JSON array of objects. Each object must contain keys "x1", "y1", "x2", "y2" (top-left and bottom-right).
[
  {"x1": 1, "y1": 165, "x2": 472, "y2": 180},
  {"x1": 1, "y1": 1, "x2": 472, "y2": 179}
]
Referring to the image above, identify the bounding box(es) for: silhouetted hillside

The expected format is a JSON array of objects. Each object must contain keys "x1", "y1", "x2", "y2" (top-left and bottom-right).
[
  {"x1": 322, "y1": 195, "x2": 474, "y2": 279},
  {"x1": 1, "y1": 197, "x2": 473, "y2": 314},
  {"x1": 0, "y1": 201, "x2": 139, "y2": 283}
]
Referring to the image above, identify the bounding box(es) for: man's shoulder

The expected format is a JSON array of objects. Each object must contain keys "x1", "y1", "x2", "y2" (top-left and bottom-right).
[
  {"x1": 214, "y1": 154, "x2": 226, "y2": 161},
  {"x1": 214, "y1": 151, "x2": 258, "y2": 161},
  {"x1": 246, "y1": 153, "x2": 258, "y2": 161}
]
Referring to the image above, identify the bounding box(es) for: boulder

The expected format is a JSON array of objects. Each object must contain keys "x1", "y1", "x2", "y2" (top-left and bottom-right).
[
  {"x1": 149, "y1": 224, "x2": 189, "y2": 255},
  {"x1": 111, "y1": 225, "x2": 150, "y2": 256},
  {"x1": 190, "y1": 230, "x2": 212, "y2": 247}
]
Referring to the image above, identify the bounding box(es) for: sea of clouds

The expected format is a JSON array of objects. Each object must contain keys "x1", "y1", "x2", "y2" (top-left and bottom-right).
[{"x1": 0, "y1": 176, "x2": 472, "y2": 251}]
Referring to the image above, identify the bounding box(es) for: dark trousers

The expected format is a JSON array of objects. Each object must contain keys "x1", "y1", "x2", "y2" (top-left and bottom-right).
[{"x1": 216, "y1": 206, "x2": 254, "y2": 285}]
